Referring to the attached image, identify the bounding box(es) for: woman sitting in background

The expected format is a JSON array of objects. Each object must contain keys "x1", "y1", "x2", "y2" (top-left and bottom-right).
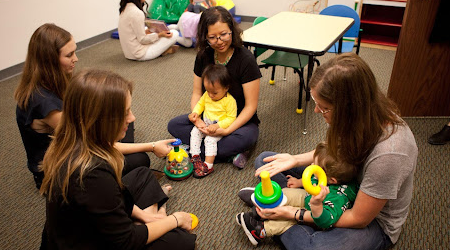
[
  {"x1": 118, "y1": 0, "x2": 180, "y2": 61},
  {"x1": 40, "y1": 69, "x2": 197, "y2": 250}
]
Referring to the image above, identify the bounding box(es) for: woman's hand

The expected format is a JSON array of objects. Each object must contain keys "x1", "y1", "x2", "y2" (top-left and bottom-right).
[
  {"x1": 158, "y1": 31, "x2": 173, "y2": 38},
  {"x1": 188, "y1": 112, "x2": 198, "y2": 123},
  {"x1": 206, "y1": 123, "x2": 220, "y2": 133},
  {"x1": 255, "y1": 153, "x2": 298, "y2": 177},
  {"x1": 172, "y1": 212, "x2": 193, "y2": 231},
  {"x1": 198, "y1": 126, "x2": 229, "y2": 137},
  {"x1": 287, "y1": 175, "x2": 303, "y2": 188},
  {"x1": 153, "y1": 139, "x2": 177, "y2": 158},
  {"x1": 256, "y1": 205, "x2": 297, "y2": 221}
]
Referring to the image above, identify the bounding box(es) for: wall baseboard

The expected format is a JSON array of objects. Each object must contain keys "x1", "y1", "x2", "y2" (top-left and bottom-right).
[{"x1": 0, "y1": 29, "x2": 118, "y2": 83}]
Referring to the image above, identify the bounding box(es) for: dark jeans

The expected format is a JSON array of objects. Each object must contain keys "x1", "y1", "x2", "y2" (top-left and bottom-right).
[
  {"x1": 123, "y1": 167, "x2": 197, "y2": 250},
  {"x1": 167, "y1": 114, "x2": 259, "y2": 162},
  {"x1": 254, "y1": 151, "x2": 393, "y2": 250}
]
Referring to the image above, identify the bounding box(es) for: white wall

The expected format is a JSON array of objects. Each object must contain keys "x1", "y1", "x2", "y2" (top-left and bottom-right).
[
  {"x1": 233, "y1": 0, "x2": 328, "y2": 17},
  {"x1": 0, "y1": 0, "x2": 120, "y2": 71}
]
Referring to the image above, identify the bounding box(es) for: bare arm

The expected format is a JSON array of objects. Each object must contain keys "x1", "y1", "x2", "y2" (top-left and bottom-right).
[
  {"x1": 145, "y1": 212, "x2": 192, "y2": 244},
  {"x1": 114, "y1": 139, "x2": 176, "y2": 158},
  {"x1": 255, "y1": 150, "x2": 315, "y2": 177},
  {"x1": 334, "y1": 190, "x2": 387, "y2": 228},
  {"x1": 191, "y1": 74, "x2": 203, "y2": 111},
  {"x1": 31, "y1": 110, "x2": 62, "y2": 134}
]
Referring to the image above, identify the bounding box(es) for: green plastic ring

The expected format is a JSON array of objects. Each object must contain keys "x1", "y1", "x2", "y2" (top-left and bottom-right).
[{"x1": 254, "y1": 180, "x2": 282, "y2": 205}]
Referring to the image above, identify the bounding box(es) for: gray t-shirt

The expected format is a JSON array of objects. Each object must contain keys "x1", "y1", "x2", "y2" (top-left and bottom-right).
[{"x1": 357, "y1": 124, "x2": 418, "y2": 244}]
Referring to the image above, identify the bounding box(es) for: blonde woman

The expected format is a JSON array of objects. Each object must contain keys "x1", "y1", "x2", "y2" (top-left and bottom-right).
[{"x1": 40, "y1": 69, "x2": 196, "y2": 249}]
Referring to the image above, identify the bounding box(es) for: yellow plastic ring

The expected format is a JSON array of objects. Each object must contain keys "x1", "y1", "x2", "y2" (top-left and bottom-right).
[{"x1": 302, "y1": 164, "x2": 327, "y2": 196}]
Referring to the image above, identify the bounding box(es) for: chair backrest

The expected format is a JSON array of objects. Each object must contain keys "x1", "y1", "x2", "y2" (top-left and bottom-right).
[
  {"x1": 252, "y1": 17, "x2": 269, "y2": 57},
  {"x1": 319, "y1": 5, "x2": 360, "y2": 38}
]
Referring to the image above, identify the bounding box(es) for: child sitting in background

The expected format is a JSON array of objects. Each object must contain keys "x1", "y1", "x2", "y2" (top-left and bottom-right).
[
  {"x1": 236, "y1": 141, "x2": 359, "y2": 246},
  {"x1": 189, "y1": 64, "x2": 237, "y2": 178},
  {"x1": 187, "y1": 0, "x2": 215, "y2": 13}
]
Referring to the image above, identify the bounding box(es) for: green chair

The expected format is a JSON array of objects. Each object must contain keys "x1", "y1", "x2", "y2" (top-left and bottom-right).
[{"x1": 252, "y1": 17, "x2": 319, "y2": 114}]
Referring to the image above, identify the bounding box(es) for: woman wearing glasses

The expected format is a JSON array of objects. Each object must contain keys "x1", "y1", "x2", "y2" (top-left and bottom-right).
[
  {"x1": 238, "y1": 53, "x2": 418, "y2": 250},
  {"x1": 168, "y1": 6, "x2": 262, "y2": 175}
]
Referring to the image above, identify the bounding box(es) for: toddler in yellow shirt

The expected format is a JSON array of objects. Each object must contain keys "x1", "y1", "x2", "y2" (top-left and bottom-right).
[{"x1": 189, "y1": 64, "x2": 237, "y2": 178}]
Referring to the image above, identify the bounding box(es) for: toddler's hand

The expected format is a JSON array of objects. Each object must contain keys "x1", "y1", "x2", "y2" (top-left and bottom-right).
[
  {"x1": 206, "y1": 124, "x2": 219, "y2": 133},
  {"x1": 287, "y1": 175, "x2": 303, "y2": 188}
]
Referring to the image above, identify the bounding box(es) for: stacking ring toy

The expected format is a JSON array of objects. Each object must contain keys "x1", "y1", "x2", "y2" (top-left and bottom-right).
[
  {"x1": 302, "y1": 164, "x2": 327, "y2": 196},
  {"x1": 190, "y1": 213, "x2": 199, "y2": 230},
  {"x1": 254, "y1": 181, "x2": 282, "y2": 205}
]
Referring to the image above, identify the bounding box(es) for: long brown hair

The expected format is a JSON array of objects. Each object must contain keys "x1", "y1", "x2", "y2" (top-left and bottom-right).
[
  {"x1": 40, "y1": 69, "x2": 133, "y2": 202},
  {"x1": 196, "y1": 6, "x2": 243, "y2": 53},
  {"x1": 15, "y1": 23, "x2": 72, "y2": 109},
  {"x1": 310, "y1": 53, "x2": 403, "y2": 167}
]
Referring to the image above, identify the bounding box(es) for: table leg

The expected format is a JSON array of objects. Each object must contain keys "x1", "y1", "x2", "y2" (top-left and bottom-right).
[
  {"x1": 338, "y1": 37, "x2": 343, "y2": 53},
  {"x1": 302, "y1": 55, "x2": 315, "y2": 135}
]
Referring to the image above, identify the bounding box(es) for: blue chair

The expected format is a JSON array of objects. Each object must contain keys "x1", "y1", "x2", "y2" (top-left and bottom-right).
[
  {"x1": 252, "y1": 17, "x2": 319, "y2": 114},
  {"x1": 319, "y1": 5, "x2": 362, "y2": 54}
]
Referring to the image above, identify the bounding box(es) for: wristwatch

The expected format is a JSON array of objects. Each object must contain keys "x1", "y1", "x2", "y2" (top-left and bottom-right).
[{"x1": 298, "y1": 208, "x2": 307, "y2": 223}]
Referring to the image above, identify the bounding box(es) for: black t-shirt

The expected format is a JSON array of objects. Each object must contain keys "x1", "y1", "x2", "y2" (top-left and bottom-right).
[
  {"x1": 16, "y1": 88, "x2": 62, "y2": 173},
  {"x1": 194, "y1": 46, "x2": 262, "y2": 125},
  {"x1": 42, "y1": 159, "x2": 148, "y2": 250}
]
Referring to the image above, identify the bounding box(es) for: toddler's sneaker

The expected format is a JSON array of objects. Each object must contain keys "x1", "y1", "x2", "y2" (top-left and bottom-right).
[
  {"x1": 192, "y1": 155, "x2": 214, "y2": 178},
  {"x1": 240, "y1": 212, "x2": 266, "y2": 246}
]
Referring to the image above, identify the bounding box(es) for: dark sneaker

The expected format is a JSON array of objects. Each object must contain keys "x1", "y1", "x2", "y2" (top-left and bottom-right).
[
  {"x1": 233, "y1": 152, "x2": 248, "y2": 169},
  {"x1": 193, "y1": 159, "x2": 214, "y2": 178},
  {"x1": 240, "y1": 212, "x2": 265, "y2": 246},
  {"x1": 428, "y1": 125, "x2": 450, "y2": 145},
  {"x1": 238, "y1": 187, "x2": 255, "y2": 207},
  {"x1": 236, "y1": 207, "x2": 261, "y2": 226}
]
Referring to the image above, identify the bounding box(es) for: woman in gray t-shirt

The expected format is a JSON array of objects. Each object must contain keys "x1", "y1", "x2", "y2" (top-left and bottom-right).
[{"x1": 242, "y1": 53, "x2": 418, "y2": 250}]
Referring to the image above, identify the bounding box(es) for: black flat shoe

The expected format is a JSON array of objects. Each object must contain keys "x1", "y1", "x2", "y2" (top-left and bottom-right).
[{"x1": 428, "y1": 125, "x2": 450, "y2": 145}]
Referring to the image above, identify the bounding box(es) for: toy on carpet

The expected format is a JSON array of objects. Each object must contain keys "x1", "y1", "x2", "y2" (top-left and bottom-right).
[
  {"x1": 190, "y1": 213, "x2": 199, "y2": 229},
  {"x1": 164, "y1": 138, "x2": 193, "y2": 180},
  {"x1": 251, "y1": 170, "x2": 287, "y2": 209},
  {"x1": 302, "y1": 164, "x2": 327, "y2": 195}
]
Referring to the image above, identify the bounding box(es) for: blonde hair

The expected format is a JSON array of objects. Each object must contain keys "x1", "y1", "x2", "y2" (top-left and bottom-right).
[
  {"x1": 314, "y1": 142, "x2": 356, "y2": 184},
  {"x1": 310, "y1": 53, "x2": 403, "y2": 168},
  {"x1": 40, "y1": 69, "x2": 133, "y2": 202},
  {"x1": 15, "y1": 23, "x2": 72, "y2": 109}
]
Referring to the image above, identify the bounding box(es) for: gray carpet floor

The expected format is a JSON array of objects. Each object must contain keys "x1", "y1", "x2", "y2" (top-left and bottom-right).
[{"x1": 1, "y1": 22, "x2": 449, "y2": 250}]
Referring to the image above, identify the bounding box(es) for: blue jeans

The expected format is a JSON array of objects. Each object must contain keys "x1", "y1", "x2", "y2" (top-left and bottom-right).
[
  {"x1": 254, "y1": 151, "x2": 393, "y2": 250},
  {"x1": 168, "y1": 114, "x2": 259, "y2": 162}
]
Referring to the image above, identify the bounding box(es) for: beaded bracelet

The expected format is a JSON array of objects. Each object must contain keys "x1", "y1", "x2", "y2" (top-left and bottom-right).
[{"x1": 172, "y1": 214, "x2": 178, "y2": 227}]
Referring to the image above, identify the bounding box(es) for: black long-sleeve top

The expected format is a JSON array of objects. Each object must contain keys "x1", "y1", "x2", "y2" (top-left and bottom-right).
[{"x1": 41, "y1": 159, "x2": 148, "y2": 250}]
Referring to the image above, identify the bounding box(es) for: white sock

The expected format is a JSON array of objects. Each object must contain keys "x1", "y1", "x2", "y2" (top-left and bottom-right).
[{"x1": 205, "y1": 162, "x2": 213, "y2": 169}]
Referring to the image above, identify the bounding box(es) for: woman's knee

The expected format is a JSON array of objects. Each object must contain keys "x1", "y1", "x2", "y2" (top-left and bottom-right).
[
  {"x1": 254, "y1": 151, "x2": 277, "y2": 170},
  {"x1": 147, "y1": 228, "x2": 196, "y2": 250},
  {"x1": 123, "y1": 153, "x2": 150, "y2": 175}
]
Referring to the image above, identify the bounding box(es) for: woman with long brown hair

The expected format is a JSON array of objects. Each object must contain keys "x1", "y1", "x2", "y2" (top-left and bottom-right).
[
  {"x1": 15, "y1": 23, "x2": 165, "y2": 189},
  {"x1": 238, "y1": 53, "x2": 418, "y2": 249},
  {"x1": 40, "y1": 69, "x2": 196, "y2": 249}
]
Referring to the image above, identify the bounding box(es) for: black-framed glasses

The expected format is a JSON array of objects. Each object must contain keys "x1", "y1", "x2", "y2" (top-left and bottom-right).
[
  {"x1": 310, "y1": 94, "x2": 332, "y2": 114},
  {"x1": 206, "y1": 32, "x2": 232, "y2": 44}
]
